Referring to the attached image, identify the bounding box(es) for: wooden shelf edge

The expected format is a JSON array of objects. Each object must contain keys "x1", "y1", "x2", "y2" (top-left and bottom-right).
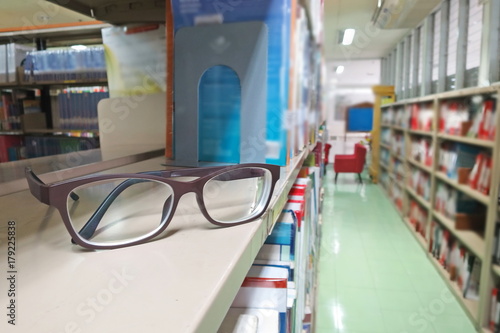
[
  {"x1": 408, "y1": 129, "x2": 434, "y2": 136},
  {"x1": 438, "y1": 133, "x2": 495, "y2": 148},
  {"x1": 406, "y1": 187, "x2": 431, "y2": 210},
  {"x1": 407, "y1": 158, "x2": 433, "y2": 173},
  {"x1": 432, "y1": 211, "x2": 485, "y2": 260},
  {"x1": 403, "y1": 217, "x2": 428, "y2": 251},
  {"x1": 392, "y1": 125, "x2": 406, "y2": 131}
]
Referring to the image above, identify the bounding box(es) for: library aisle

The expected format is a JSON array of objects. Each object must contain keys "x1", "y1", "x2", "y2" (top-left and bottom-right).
[{"x1": 316, "y1": 172, "x2": 477, "y2": 333}]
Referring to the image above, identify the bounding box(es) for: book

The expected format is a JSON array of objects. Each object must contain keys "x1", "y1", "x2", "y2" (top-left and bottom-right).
[
  {"x1": 218, "y1": 308, "x2": 280, "y2": 333},
  {"x1": 231, "y1": 265, "x2": 289, "y2": 333}
]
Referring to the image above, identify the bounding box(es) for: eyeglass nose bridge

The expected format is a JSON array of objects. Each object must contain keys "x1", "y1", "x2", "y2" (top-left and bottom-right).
[{"x1": 166, "y1": 178, "x2": 215, "y2": 224}]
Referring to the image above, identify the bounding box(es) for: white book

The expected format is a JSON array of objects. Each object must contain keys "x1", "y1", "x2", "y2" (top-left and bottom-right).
[{"x1": 218, "y1": 308, "x2": 279, "y2": 333}]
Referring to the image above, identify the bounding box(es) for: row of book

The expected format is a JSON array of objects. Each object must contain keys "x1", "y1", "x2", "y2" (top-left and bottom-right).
[
  {"x1": 410, "y1": 137, "x2": 433, "y2": 166},
  {"x1": 56, "y1": 88, "x2": 109, "y2": 130},
  {"x1": 380, "y1": 128, "x2": 391, "y2": 145},
  {"x1": 429, "y1": 220, "x2": 481, "y2": 301},
  {"x1": 391, "y1": 132, "x2": 405, "y2": 156},
  {"x1": 393, "y1": 158, "x2": 405, "y2": 177},
  {"x1": 380, "y1": 147, "x2": 390, "y2": 166},
  {"x1": 23, "y1": 47, "x2": 107, "y2": 83},
  {"x1": 220, "y1": 167, "x2": 321, "y2": 333},
  {"x1": 24, "y1": 135, "x2": 99, "y2": 159},
  {"x1": 438, "y1": 142, "x2": 480, "y2": 180},
  {"x1": 409, "y1": 167, "x2": 431, "y2": 201},
  {"x1": 439, "y1": 98, "x2": 496, "y2": 141},
  {"x1": 390, "y1": 182, "x2": 404, "y2": 213},
  {"x1": 409, "y1": 103, "x2": 433, "y2": 131},
  {"x1": 408, "y1": 200, "x2": 428, "y2": 239},
  {"x1": 0, "y1": 93, "x2": 28, "y2": 131},
  {"x1": 381, "y1": 105, "x2": 407, "y2": 128}
]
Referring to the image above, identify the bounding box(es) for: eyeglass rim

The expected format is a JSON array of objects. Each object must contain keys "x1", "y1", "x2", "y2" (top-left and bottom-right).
[{"x1": 25, "y1": 163, "x2": 280, "y2": 250}]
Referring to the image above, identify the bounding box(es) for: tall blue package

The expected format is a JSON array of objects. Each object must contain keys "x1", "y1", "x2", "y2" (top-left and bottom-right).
[{"x1": 171, "y1": 0, "x2": 292, "y2": 166}]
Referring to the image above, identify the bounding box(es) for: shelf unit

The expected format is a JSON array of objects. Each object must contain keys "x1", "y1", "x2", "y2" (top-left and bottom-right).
[
  {"x1": 376, "y1": 85, "x2": 500, "y2": 332},
  {"x1": 0, "y1": 148, "x2": 319, "y2": 333}
]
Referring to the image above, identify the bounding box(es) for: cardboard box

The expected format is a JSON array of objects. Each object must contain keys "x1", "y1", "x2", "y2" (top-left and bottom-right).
[
  {"x1": 455, "y1": 213, "x2": 485, "y2": 231},
  {"x1": 21, "y1": 112, "x2": 46, "y2": 131}
]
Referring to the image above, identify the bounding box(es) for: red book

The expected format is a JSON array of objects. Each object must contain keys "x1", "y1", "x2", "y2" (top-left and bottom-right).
[
  {"x1": 468, "y1": 153, "x2": 484, "y2": 190},
  {"x1": 490, "y1": 288, "x2": 498, "y2": 331}
]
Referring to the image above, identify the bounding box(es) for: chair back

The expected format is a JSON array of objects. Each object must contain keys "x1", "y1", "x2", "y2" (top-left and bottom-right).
[{"x1": 354, "y1": 144, "x2": 367, "y2": 172}]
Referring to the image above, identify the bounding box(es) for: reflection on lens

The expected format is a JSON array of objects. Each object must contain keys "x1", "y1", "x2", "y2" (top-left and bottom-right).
[
  {"x1": 203, "y1": 167, "x2": 271, "y2": 223},
  {"x1": 67, "y1": 178, "x2": 174, "y2": 245}
]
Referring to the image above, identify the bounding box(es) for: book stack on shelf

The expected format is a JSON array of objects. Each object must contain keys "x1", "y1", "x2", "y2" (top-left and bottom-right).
[
  {"x1": 409, "y1": 167, "x2": 431, "y2": 201},
  {"x1": 409, "y1": 136, "x2": 433, "y2": 167},
  {"x1": 409, "y1": 199, "x2": 428, "y2": 238},
  {"x1": 429, "y1": 220, "x2": 481, "y2": 301},
  {"x1": 24, "y1": 135, "x2": 99, "y2": 159},
  {"x1": 56, "y1": 86, "x2": 109, "y2": 130},
  {"x1": 409, "y1": 102, "x2": 433, "y2": 131},
  {"x1": 439, "y1": 98, "x2": 496, "y2": 140},
  {"x1": 23, "y1": 46, "x2": 107, "y2": 83},
  {"x1": 221, "y1": 166, "x2": 321, "y2": 333},
  {"x1": 377, "y1": 86, "x2": 500, "y2": 331}
]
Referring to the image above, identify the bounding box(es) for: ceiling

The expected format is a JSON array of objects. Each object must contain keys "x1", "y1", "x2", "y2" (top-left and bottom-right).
[
  {"x1": 322, "y1": 0, "x2": 440, "y2": 62},
  {"x1": 0, "y1": 0, "x2": 437, "y2": 60}
]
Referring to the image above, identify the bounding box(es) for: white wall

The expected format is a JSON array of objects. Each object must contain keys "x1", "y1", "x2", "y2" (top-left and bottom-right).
[{"x1": 324, "y1": 59, "x2": 381, "y2": 159}]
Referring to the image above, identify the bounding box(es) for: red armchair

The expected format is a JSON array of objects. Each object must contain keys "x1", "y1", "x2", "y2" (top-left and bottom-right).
[{"x1": 334, "y1": 143, "x2": 367, "y2": 183}]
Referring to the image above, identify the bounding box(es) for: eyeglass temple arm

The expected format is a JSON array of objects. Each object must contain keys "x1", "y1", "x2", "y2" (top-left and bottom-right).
[{"x1": 25, "y1": 168, "x2": 51, "y2": 204}]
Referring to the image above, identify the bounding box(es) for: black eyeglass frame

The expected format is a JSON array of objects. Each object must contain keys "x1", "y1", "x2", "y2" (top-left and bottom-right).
[{"x1": 25, "y1": 163, "x2": 280, "y2": 250}]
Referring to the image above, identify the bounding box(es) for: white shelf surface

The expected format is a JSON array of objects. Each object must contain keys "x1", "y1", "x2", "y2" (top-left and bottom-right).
[
  {"x1": 0, "y1": 145, "x2": 165, "y2": 196},
  {"x1": 438, "y1": 133, "x2": 495, "y2": 148},
  {"x1": 0, "y1": 152, "x2": 307, "y2": 333}
]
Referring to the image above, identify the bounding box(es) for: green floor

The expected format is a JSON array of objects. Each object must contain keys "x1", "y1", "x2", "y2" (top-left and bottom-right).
[{"x1": 315, "y1": 171, "x2": 478, "y2": 333}]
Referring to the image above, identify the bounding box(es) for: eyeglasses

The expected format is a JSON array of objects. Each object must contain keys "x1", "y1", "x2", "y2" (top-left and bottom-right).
[{"x1": 25, "y1": 163, "x2": 280, "y2": 250}]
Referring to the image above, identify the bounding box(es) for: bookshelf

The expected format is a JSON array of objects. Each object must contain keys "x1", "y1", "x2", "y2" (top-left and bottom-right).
[
  {"x1": 0, "y1": 148, "x2": 317, "y2": 333},
  {"x1": 0, "y1": 1, "x2": 327, "y2": 332},
  {"x1": 376, "y1": 85, "x2": 500, "y2": 332}
]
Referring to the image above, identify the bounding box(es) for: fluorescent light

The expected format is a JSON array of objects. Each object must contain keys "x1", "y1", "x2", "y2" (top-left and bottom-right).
[
  {"x1": 342, "y1": 29, "x2": 355, "y2": 45},
  {"x1": 71, "y1": 45, "x2": 87, "y2": 51},
  {"x1": 336, "y1": 66, "x2": 345, "y2": 74},
  {"x1": 378, "y1": 0, "x2": 383, "y2": 8}
]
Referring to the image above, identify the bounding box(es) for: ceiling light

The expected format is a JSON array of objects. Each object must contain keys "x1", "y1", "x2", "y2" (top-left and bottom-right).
[
  {"x1": 341, "y1": 29, "x2": 355, "y2": 45},
  {"x1": 336, "y1": 66, "x2": 345, "y2": 74},
  {"x1": 377, "y1": 0, "x2": 383, "y2": 8},
  {"x1": 71, "y1": 45, "x2": 87, "y2": 51}
]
